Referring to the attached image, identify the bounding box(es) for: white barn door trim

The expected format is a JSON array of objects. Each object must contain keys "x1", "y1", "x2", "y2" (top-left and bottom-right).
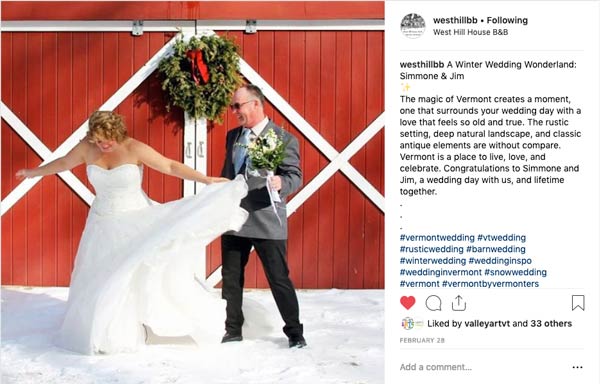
[{"x1": 0, "y1": 103, "x2": 95, "y2": 211}]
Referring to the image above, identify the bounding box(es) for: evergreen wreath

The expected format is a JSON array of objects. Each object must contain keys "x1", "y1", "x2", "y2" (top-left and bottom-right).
[{"x1": 158, "y1": 34, "x2": 242, "y2": 122}]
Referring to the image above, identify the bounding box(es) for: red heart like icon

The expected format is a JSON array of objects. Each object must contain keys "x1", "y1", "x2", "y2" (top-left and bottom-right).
[{"x1": 400, "y1": 296, "x2": 416, "y2": 310}]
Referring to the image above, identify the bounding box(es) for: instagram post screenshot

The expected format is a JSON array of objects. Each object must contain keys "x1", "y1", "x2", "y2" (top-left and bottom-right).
[
  {"x1": 2, "y1": 1, "x2": 599, "y2": 383},
  {"x1": 386, "y1": 1, "x2": 599, "y2": 383}
]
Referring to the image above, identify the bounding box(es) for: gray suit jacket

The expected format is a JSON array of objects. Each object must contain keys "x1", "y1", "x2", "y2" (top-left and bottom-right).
[{"x1": 221, "y1": 121, "x2": 302, "y2": 239}]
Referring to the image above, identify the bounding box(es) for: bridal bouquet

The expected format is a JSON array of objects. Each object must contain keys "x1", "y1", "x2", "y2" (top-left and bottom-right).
[
  {"x1": 239, "y1": 127, "x2": 287, "y2": 203},
  {"x1": 245, "y1": 128, "x2": 286, "y2": 171}
]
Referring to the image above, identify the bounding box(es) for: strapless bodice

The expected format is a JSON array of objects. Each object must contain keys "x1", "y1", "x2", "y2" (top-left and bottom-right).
[{"x1": 87, "y1": 164, "x2": 152, "y2": 216}]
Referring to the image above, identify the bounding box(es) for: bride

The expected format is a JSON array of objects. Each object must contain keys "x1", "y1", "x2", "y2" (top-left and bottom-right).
[{"x1": 16, "y1": 110, "x2": 249, "y2": 354}]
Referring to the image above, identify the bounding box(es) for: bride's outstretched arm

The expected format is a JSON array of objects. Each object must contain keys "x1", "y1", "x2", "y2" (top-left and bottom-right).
[
  {"x1": 15, "y1": 140, "x2": 88, "y2": 180},
  {"x1": 132, "y1": 139, "x2": 228, "y2": 184}
]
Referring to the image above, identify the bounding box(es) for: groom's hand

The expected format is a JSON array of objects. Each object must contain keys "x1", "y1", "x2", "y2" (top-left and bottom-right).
[{"x1": 269, "y1": 175, "x2": 282, "y2": 191}]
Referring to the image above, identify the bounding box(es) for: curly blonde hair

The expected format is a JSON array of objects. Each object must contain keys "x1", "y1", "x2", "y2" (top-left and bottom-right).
[{"x1": 87, "y1": 111, "x2": 128, "y2": 143}]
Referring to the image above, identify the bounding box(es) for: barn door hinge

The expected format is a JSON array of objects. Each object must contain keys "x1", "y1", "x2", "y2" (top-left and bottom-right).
[
  {"x1": 245, "y1": 19, "x2": 257, "y2": 34},
  {"x1": 132, "y1": 20, "x2": 144, "y2": 36}
]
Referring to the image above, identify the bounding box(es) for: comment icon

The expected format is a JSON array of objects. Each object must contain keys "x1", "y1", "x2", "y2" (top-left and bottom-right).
[{"x1": 425, "y1": 295, "x2": 442, "y2": 311}]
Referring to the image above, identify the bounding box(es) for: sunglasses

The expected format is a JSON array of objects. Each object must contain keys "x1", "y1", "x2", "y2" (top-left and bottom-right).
[{"x1": 229, "y1": 100, "x2": 255, "y2": 111}]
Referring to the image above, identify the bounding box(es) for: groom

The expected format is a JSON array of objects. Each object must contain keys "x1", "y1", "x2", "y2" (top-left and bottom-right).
[{"x1": 220, "y1": 84, "x2": 306, "y2": 348}]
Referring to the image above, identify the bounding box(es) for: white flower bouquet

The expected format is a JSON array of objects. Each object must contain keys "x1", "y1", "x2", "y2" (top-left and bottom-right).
[
  {"x1": 238, "y1": 127, "x2": 287, "y2": 203},
  {"x1": 245, "y1": 127, "x2": 286, "y2": 171}
]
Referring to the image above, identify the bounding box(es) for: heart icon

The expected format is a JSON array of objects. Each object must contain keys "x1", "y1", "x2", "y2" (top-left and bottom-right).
[{"x1": 400, "y1": 296, "x2": 416, "y2": 310}]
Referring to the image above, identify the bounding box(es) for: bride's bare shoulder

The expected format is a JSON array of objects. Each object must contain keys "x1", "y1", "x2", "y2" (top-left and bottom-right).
[
  {"x1": 76, "y1": 138, "x2": 97, "y2": 153},
  {"x1": 121, "y1": 137, "x2": 147, "y2": 152},
  {"x1": 125, "y1": 137, "x2": 151, "y2": 151},
  {"x1": 126, "y1": 137, "x2": 150, "y2": 146}
]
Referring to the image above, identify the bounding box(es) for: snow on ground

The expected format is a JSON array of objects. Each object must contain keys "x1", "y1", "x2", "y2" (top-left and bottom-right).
[{"x1": 1, "y1": 287, "x2": 383, "y2": 384}]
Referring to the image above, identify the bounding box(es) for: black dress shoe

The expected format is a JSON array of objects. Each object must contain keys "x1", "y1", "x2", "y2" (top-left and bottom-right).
[
  {"x1": 221, "y1": 332, "x2": 243, "y2": 343},
  {"x1": 288, "y1": 336, "x2": 307, "y2": 348}
]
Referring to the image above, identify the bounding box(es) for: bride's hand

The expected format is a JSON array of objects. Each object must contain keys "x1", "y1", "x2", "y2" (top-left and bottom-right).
[
  {"x1": 206, "y1": 177, "x2": 230, "y2": 184},
  {"x1": 15, "y1": 169, "x2": 31, "y2": 181}
]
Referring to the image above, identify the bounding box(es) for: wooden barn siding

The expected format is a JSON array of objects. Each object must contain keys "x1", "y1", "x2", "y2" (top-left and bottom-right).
[
  {"x1": 1, "y1": 30, "x2": 384, "y2": 289},
  {"x1": 1, "y1": 32, "x2": 183, "y2": 286}
]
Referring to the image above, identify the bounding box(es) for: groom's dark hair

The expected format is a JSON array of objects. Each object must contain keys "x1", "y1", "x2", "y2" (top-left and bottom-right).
[{"x1": 244, "y1": 84, "x2": 266, "y2": 106}]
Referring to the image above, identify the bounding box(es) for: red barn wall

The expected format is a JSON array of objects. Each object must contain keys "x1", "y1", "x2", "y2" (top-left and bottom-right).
[{"x1": 1, "y1": 1, "x2": 384, "y2": 289}]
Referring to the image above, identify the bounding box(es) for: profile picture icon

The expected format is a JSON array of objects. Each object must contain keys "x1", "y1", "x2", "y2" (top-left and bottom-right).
[
  {"x1": 401, "y1": 317, "x2": 423, "y2": 330},
  {"x1": 401, "y1": 13, "x2": 426, "y2": 39},
  {"x1": 402, "y1": 317, "x2": 415, "y2": 330}
]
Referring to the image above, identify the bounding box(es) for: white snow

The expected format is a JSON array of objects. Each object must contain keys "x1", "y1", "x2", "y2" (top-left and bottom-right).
[{"x1": 1, "y1": 287, "x2": 383, "y2": 384}]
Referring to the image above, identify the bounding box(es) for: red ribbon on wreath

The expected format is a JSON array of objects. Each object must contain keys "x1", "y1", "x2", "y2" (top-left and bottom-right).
[{"x1": 186, "y1": 49, "x2": 210, "y2": 85}]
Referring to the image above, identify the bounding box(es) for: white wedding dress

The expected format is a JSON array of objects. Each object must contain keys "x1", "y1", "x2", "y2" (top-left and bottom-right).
[{"x1": 54, "y1": 164, "x2": 249, "y2": 354}]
